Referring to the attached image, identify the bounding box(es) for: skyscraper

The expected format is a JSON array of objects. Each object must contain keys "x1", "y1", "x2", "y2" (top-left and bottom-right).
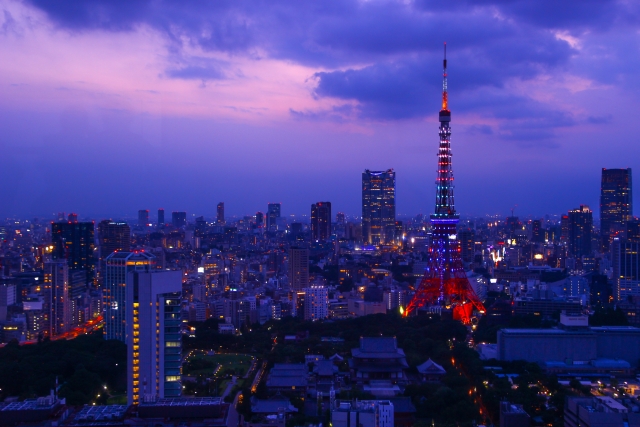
[
  {"x1": 601, "y1": 168, "x2": 632, "y2": 251},
  {"x1": 127, "y1": 270, "x2": 181, "y2": 405},
  {"x1": 51, "y1": 221, "x2": 95, "y2": 284},
  {"x1": 104, "y1": 251, "x2": 156, "y2": 342},
  {"x1": 43, "y1": 260, "x2": 70, "y2": 337},
  {"x1": 611, "y1": 238, "x2": 640, "y2": 301},
  {"x1": 171, "y1": 211, "x2": 187, "y2": 228},
  {"x1": 311, "y1": 202, "x2": 331, "y2": 241},
  {"x1": 531, "y1": 219, "x2": 544, "y2": 243},
  {"x1": 138, "y1": 210, "x2": 149, "y2": 227},
  {"x1": 362, "y1": 169, "x2": 396, "y2": 245},
  {"x1": 97, "y1": 220, "x2": 131, "y2": 285},
  {"x1": 158, "y1": 208, "x2": 165, "y2": 226},
  {"x1": 217, "y1": 202, "x2": 225, "y2": 225},
  {"x1": 568, "y1": 205, "x2": 593, "y2": 257},
  {"x1": 267, "y1": 203, "x2": 281, "y2": 233},
  {"x1": 288, "y1": 246, "x2": 309, "y2": 291}
]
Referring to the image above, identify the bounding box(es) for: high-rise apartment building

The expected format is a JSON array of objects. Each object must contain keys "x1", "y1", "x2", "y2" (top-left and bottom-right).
[
  {"x1": 171, "y1": 212, "x2": 187, "y2": 228},
  {"x1": 601, "y1": 168, "x2": 632, "y2": 251},
  {"x1": 568, "y1": 205, "x2": 593, "y2": 257},
  {"x1": 158, "y1": 209, "x2": 165, "y2": 226},
  {"x1": 97, "y1": 220, "x2": 131, "y2": 285},
  {"x1": 362, "y1": 169, "x2": 396, "y2": 245},
  {"x1": 303, "y1": 285, "x2": 328, "y2": 320},
  {"x1": 127, "y1": 270, "x2": 182, "y2": 406},
  {"x1": 288, "y1": 246, "x2": 309, "y2": 291},
  {"x1": 43, "y1": 260, "x2": 70, "y2": 337},
  {"x1": 217, "y1": 202, "x2": 225, "y2": 225},
  {"x1": 138, "y1": 210, "x2": 149, "y2": 227},
  {"x1": 51, "y1": 221, "x2": 95, "y2": 284},
  {"x1": 531, "y1": 219, "x2": 544, "y2": 243},
  {"x1": 612, "y1": 238, "x2": 640, "y2": 301},
  {"x1": 267, "y1": 203, "x2": 281, "y2": 232},
  {"x1": 104, "y1": 251, "x2": 156, "y2": 342},
  {"x1": 311, "y1": 202, "x2": 331, "y2": 242}
]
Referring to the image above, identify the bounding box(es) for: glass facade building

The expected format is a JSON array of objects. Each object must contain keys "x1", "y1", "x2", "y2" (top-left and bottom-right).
[
  {"x1": 362, "y1": 169, "x2": 396, "y2": 246},
  {"x1": 601, "y1": 168, "x2": 632, "y2": 251}
]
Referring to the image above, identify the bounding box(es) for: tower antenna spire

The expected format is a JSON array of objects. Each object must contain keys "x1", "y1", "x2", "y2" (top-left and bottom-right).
[{"x1": 442, "y1": 42, "x2": 448, "y2": 111}]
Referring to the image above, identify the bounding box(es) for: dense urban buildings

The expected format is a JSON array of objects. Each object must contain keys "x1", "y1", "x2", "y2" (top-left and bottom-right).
[
  {"x1": 51, "y1": 219, "x2": 96, "y2": 284},
  {"x1": 601, "y1": 168, "x2": 633, "y2": 250},
  {"x1": 361, "y1": 169, "x2": 396, "y2": 246}
]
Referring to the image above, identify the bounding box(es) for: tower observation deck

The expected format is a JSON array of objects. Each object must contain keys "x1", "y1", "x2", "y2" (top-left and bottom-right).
[{"x1": 404, "y1": 44, "x2": 485, "y2": 324}]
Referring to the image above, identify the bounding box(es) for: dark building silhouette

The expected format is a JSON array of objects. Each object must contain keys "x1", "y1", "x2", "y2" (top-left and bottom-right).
[
  {"x1": 138, "y1": 210, "x2": 149, "y2": 227},
  {"x1": 627, "y1": 220, "x2": 640, "y2": 243},
  {"x1": 97, "y1": 220, "x2": 131, "y2": 285},
  {"x1": 267, "y1": 203, "x2": 281, "y2": 233},
  {"x1": 568, "y1": 205, "x2": 593, "y2": 257},
  {"x1": 600, "y1": 168, "x2": 632, "y2": 251},
  {"x1": 51, "y1": 220, "x2": 96, "y2": 284},
  {"x1": 158, "y1": 208, "x2": 165, "y2": 226},
  {"x1": 611, "y1": 238, "x2": 640, "y2": 301},
  {"x1": 217, "y1": 202, "x2": 225, "y2": 225},
  {"x1": 311, "y1": 202, "x2": 331, "y2": 241},
  {"x1": 171, "y1": 211, "x2": 187, "y2": 228},
  {"x1": 459, "y1": 229, "x2": 475, "y2": 263},
  {"x1": 288, "y1": 246, "x2": 309, "y2": 291},
  {"x1": 531, "y1": 219, "x2": 544, "y2": 243},
  {"x1": 362, "y1": 169, "x2": 396, "y2": 245}
]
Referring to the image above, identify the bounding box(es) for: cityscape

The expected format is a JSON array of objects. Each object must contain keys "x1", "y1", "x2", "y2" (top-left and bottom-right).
[{"x1": 1, "y1": 2, "x2": 640, "y2": 427}]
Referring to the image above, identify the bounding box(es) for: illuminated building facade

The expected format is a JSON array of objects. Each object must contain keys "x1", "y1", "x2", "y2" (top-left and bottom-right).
[
  {"x1": 303, "y1": 285, "x2": 328, "y2": 320},
  {"x1": 126, "y1": 270, "x2": 182, "y2": 406},
  {"x1": 43, "y1": 260, "x2": 70, "y2": 337},
  {"x1": 405, "y1": 44, "x2": 485, "y2": 323},
  {"x1": 362, "y1": 169, "x2": 396, "y2": 246},
  {"x1": 568, "y1": 205, "x2": 593, "y2": 257},
  {"x1": 311, "y1": 202, "x2": 332, "y2": 241},
  {"x1": 51, "y1": 221, "x2": 95, "y2": 284},
  {"x1": 104, "y1": 252, "x2": 156, "y2": 342},
  {"x1": 600, "y1": 168, "x2": 632, "y2": 251}
]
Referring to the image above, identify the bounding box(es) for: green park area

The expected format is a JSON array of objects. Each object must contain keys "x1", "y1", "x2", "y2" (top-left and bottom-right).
[{"x1": 183, "y1": 352, "x2": 254, "y2": 378}]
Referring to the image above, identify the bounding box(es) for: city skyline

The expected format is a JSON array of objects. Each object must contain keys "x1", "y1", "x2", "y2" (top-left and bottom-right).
[{"x1": 1, "y1": 1, "x2": 639, "y2": 218}]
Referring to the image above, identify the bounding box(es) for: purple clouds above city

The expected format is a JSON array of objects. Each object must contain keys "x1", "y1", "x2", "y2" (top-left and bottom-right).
[{"x1": 1, "y1": 0, "x2": 639, "y2": 219}]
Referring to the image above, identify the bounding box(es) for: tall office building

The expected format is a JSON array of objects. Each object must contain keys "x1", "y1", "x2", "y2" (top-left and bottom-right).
[
  {"x1": 43, "y1": 260, "x2": 70, "y2": 337},
  {"x1": 104, "y1": 252, "x2": 156, "y2": 342},
  {"x1": 362, "y1": 169, "x2": 396, "y2": 245},
  {"x1": 311, "y1": 202, "x2": 331, "y2": 241},
  {"x1": 612, "y1": 238, "x2": 640, "y2": 301},
  {"x1": 217, "y1": 202, "x2": 225, "y2": 225},
  {"x1": 51, "y1": 221, "x2": 96, "y2": 284},
  {"x1": 601, "y1": 168, "x2": 632, "y2": 251},
  {"x1": 267, "y1": 203, "x2": 281, "y2": 233},
  {"x1": 97, "y1": 220, "x2": 131, "y2": 285},
  {"x1": 531, "y1": 219, "x2": 544, "y2": 243},
  {"x1": 171, "y1": 212, "x2": 187, "y2": 228},
  {"x1": 127, "y1": 270, "x2": 181, "y2": 406},
  {"x1": 303, "y1": 285, "x2": 328, "y2": 320},
  {"x1": 288, "y1": 246, "x2": 309, "y2": 291},
  {"x1": 458, "y1": 229, "x2": 475, "y2": 263},
  {"x1": 138, "y1": 210, "x2": 149, "y2": 227},
  {"x1": 157, "y1": 209, "x2": 165, "y2": 226},
  {"x1": 568, "y1": 205, "x2": 593, "y2": 257}
]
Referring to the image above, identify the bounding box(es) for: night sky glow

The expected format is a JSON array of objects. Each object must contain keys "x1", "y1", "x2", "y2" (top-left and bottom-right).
[{"x1": 1, "y1": 0, "x2": 639, "y2": 219}]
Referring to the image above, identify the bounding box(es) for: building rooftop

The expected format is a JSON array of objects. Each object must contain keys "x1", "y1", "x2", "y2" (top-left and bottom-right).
[{"x1": 138, "y1": 397, "x2": 222, "y2": 407}]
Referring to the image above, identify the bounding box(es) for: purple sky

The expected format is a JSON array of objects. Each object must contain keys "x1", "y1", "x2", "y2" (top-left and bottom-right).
[{"x1": 1, "y1": 0, "x2": 639, "y2": 220}]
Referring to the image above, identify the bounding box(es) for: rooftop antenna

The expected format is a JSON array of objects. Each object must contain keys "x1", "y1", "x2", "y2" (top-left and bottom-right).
[{"x1": 442, "y1": 42, "x2": 448, "y2": 111}]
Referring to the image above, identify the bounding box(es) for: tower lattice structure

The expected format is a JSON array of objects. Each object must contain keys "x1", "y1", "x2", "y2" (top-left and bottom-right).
[{"x1": 405, "y1": 44, "x2": 485, "y2": 324}]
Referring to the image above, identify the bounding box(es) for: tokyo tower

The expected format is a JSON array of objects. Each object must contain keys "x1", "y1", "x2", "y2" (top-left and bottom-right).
[{"x1": 404, "y1": 44, "x2": 485, "y2": 324}]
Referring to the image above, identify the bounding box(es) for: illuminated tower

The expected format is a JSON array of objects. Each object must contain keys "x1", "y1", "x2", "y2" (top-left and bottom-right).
[{"x1": 405, "y1": 44, "x2": 485, "y2": 323}]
